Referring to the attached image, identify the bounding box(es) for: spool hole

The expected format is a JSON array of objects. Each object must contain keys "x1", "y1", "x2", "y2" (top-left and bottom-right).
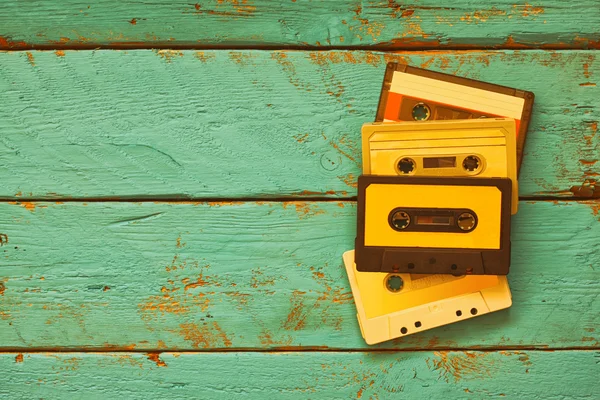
[
  {"x1": 400, "y1": 327, "x2": 408, "y2": 334},
  {"x1": 462, "y1": 155, "x2": 481, "y2": 172},
  {"x1": 457, "y1": 213, "x2": 476, "y2": 231},
  {"x1": 412, "y1": 103, "x2": 431, "y2": 121},
  {"x1": 456, "y1": 310, "x2": 462, "y2": 317},
  {"x1": 390, "y1": 211, "x2": 411, "y2": 230},
  {"x1": 385, "y1": 274, "x2": 404, "y2": 293},
  {"x1": 397, "y1": 158, "x2": 416, "y2": 174}
]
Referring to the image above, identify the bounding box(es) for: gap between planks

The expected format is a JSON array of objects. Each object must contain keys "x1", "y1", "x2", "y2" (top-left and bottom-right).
[
  {"x1": 0, "y1": 44, "x2": 598, "y2": 52},
  {"x1": 0, "y1": 196, "x2": 597, "y2": 203},
  {"x1": 0, "y1": 346, "x2": 597, "y2": 354}
]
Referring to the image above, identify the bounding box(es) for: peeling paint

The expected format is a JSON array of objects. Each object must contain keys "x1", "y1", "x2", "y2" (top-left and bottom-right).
[
  {"x1": 146, "y1": 352, "x2": 167, "y2": 367},
  {"x1": 178, "y1": 321, "x2": 232, "y2": 348},
  {"x1": 430, "y1": 351, "x2": 492, "y2": 383}
]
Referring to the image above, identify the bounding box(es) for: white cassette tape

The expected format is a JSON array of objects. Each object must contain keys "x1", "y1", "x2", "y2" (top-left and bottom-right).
[{"x1": 343, "y1": 250, "x2": 512, "y2": 345}]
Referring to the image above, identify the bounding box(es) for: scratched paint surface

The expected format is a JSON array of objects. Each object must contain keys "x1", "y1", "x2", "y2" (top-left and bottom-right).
[
  {"x1": 0, "y1": 1, "x2": 599, "y2": 49},
  {"x1": 0, "y1": 50, "x2": 598, "y2": 199},
  {"x1": 0, "y1": 351, "x2": 598, "y2": 398},
  {"x1": 1, "y1": 201, "x2": 598, "y2": 350}
]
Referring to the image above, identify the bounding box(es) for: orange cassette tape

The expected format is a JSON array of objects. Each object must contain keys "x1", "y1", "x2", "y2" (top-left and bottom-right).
[{"x1": 375, "y1": 62, "x2": 534, "y2": 172}]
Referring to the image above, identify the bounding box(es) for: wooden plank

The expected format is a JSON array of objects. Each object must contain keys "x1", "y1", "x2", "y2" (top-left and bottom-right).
[
  {"x1": 0, "y1": 50, "x2": 598, "y2": 200},
  {"x1": 1, "y1": 200, "x2": 598, "y2": 350},
  {"x1": 0, "y1": 351, "x2": 597, "y2": 399},
  {"x1": 0, "y1": 1, "x2": 599, "y2": 50}
]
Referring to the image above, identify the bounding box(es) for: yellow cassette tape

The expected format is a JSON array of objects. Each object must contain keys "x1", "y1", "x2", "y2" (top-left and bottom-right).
[
  {"x1": 355, "y1": 175, "x2": 512, "y2": 275},
  {"x1": 343, "y1": 250, "x2": 512, "y2": 345},
  {"x1": 361, "y1": 118, "x2": 518, "y2": 214}
]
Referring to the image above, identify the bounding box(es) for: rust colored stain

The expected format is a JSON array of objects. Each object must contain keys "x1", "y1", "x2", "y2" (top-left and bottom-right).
[
  {"x1": 583, "y1": 63, "x2": 591, "y2": 78},
  {"x1": 293, "y1": 133, "x2": 309, "y2": 143},
  {"x1": 257, "y1": 328, "x2": 294, "y2": 347},
  {"x1": 156, "y1": 50, "x2": 184, "y2": 63},
  {"x1": 183, "y1": 276, "x2": 210, "y2": 291},
  {"x1": 55, "y1": 50, "x2": 66, "y2": 57},
  {"x1": 15, "y1": 354, "x2": 23, "y2": 363},
  {"x1": 192, "y1": 0, "x2": 256, "y2": 17},
  {"x1": 580, "y1": 82, "x2": 597, "y2": 87},
  {"x1": 0, "y1": 282, "x2": 6, "y2": 296},
  {"x1": 338, "y1": 173, "x2": 358, "y2": 188},
  {"x1": 0, "y1": 233, "x2": 7, "y2": 246},
  {"x1": 0, "y1": 36, "x2": 29, "y2": 49},
  {"x1": 250, "y1": 268, "x2": 279, "y2": 288},
  {"x1": 313, "y1": 271, "x2": 325, "y2": 279},
  {"x1": 258, "y1": 329, "x2": 275, "y2": 346},
  {"x1": 460, "y1": 8, "x2": 506, "y2": 24},
  {"x1": 129, "y1": 18, "x2": 137, "y2": 25},
  {"x1": 194, "y1": 52, "x2": 216, "y2": 63},
  {"x1": 140, "y1": 256, "x2": 213, "y2": 317},
  {"x1": 176, "y1": 235, "x2": 185, "y2": 248},
  {"x1": 25, "y1": 52, "x2": 35, "y2": 66},
  {"x1": 103, "y1": 286, "x2": 110, "y2": 292},
  {"x1": 430, "y1": 351, "x2": 491, "y2": 383},
  {"x1": 283, "y1": 290, "x2": 307, "y2": 331},
  {"x1": 178, "y1": 321, "x2": 232, "y2": 348},
  {"x1": 271, "y1": 52, "x2": 309, "y2": 90},
  {"x1": 282, "y1": 202, "x2": 325, "y2": 219},
  {"x1": 518, "y1": 4, "x2": 545, "y2": 17},
  {"x1": 9, "y1": 201, "x2": 36, "y2": 212},
  {"x1": 503, "y1": 35, "x2": 530, "y2": 49},
  {"x1": 580, "y1": 159, "x2": 598, "y2": 166},
  {"x1": 229, "y1": 51, "x2": 255, "y2": 65},
  {"x1": 100, "y1": 343, "x2": 138, "y2": 351},
  {"x1": 146, "y1": 352, "x2": 167, "y2": 367}
]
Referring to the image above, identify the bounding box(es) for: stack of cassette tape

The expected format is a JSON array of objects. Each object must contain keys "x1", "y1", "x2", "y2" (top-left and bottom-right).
[{"x1": 343, "y1": 63, "x2": 534, "y2": 344}]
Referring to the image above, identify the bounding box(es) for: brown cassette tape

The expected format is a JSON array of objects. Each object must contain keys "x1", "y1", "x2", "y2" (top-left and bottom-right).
[{"x1": 375, "y1": 62, "x2": 534, "y2": 172}]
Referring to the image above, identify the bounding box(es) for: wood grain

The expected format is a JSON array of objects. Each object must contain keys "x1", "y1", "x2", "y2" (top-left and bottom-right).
[
  {"x1": 1, "y1": 200, "x2": 598, "y2": 350},
  {"x1": 0, "y1": 1, "x2": 599, "y2": 50},
  {"x1": 1, "y1": 351, "x2": 598, "y2": 399},
  {"x1": 0, "y1": 50, "x2": 597, "y2": 200}
]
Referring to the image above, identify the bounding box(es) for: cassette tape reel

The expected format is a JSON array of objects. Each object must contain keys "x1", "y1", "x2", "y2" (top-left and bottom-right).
[
  {"x1": 355, "y1": 175, "x2": 512, "y2": 275},
  {"x1": 362, "y1": 118, "x2": 518, "y2": 214},
  {"x1": 343, "y1": 250, "x2": 512, "y2": 344},
  {"x1": 375, "y1": 62, "x2": 534, "y2": 173}
]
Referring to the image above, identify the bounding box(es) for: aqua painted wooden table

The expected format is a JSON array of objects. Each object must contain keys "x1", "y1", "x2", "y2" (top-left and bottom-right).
[{"x1": 0, "y1": 2, "x2": 599, "y2": 398}]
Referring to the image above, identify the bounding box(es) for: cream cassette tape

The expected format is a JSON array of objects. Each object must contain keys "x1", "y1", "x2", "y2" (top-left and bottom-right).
[
  {"x1": 361, "y1": 118, "x2": 518, "y2": 214},
  {"x1": 375, "y1": 62, "x2": 534, "y2": 172},
  {"x1": 343, "y1": 250, "x2": 512, "y2": 345}
]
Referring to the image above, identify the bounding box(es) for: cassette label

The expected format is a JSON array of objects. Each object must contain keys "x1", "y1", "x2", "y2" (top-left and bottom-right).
[
  {"x1": 375, "y1": 62, "x2": 534, "y2": 172},
  {"x1": 343, "y1": 250, "x2": 512, "y2": 344},
  {"x1": 361, "y1": 118, "x2": 518, "y2": 214},
  {"x1": 355, "y1": 175, "x2": 512, "y2": 275}
]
